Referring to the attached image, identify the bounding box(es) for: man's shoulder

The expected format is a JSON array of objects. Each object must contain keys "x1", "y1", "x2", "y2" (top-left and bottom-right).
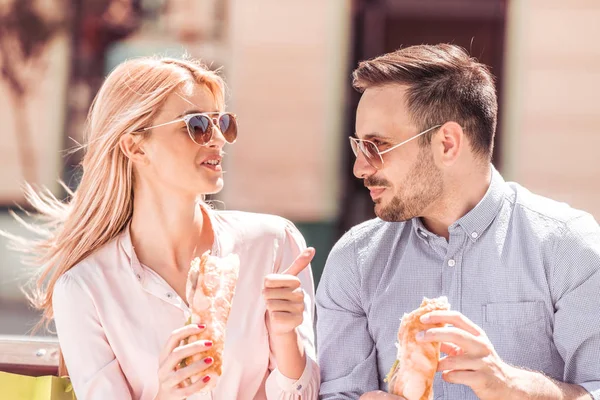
[
  {"x1": 508, "y1": 181, "x2": 595, "y2": 227},
  {"x1": 332, "y1": 217, "x2": 408, "y2": 257}
]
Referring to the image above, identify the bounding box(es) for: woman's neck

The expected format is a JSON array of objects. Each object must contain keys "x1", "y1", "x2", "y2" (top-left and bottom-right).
[{"x1": 129, "y1": 187, "x2": 214, "y2": 274}]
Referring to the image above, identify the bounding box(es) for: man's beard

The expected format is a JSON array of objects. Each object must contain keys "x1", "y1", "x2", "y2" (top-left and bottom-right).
[{"x1": 367, "y1": 148, "x2": 443, "y2": 222}]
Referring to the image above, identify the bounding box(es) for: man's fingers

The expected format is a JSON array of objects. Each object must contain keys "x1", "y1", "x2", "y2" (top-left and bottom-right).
[
  {"x1": 420, "y1": 310, "x2": 484, "y2": 337},
  {"x1": 360, "y1": 391, "x2": 407, "y2": 399},
  {"x1": 281, "y1": 247, "x2": 315, "y2": 276},
  {"x1": 437, "y1": 354, "x2": 482, "y2": 372},
  {"x1": 440, "y1": 342, "x2": 464, "y2": 356},
  {"x1": 159, "y1": 324, "x2": 205, "y2": 364},
  {"x1": 417, "y1": 327, "x2": 488, "y2": 356},
  {"x1": 442, "y1": 369, "x2": 480, "y2": 386}
]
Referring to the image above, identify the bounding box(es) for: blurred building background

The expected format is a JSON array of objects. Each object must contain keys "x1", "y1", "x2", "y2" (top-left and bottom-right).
[{"x1": 1, "y1": 0, "x2": 599, "y2": 337}]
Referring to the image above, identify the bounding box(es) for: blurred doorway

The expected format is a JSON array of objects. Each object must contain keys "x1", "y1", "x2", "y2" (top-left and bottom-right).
[{"x1": 337, "y1": 0, "x2": 508, "y2": 234}]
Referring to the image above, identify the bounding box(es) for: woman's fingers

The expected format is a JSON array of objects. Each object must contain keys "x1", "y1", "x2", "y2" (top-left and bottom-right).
[
  {"x1": 174, "y1": 373, "x2": 218, "y2": 398},
  {"x1": 158, "y1": 324, "x2": 205, "y2": 364},
  {"x1": 264, "y1": 274, "x2": 301, "y2": 290},
  {"x1": 263, "y1": 287, "x2": 304, "y2": 302},
  {"x1": 160, "y1": 339, "x2": 214, "y2": 376},
  {"x1": 265, "y1": 299, "x2": 304, "y2": 314},
  {"x1": 165, "y1": 357, "x2": 214, "y2": 388},
  {"x1": 281, "y1": 248, "x2": 315, "y2": 276}
]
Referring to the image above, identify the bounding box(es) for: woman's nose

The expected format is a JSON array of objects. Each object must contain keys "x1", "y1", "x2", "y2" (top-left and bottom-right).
[{"x1": 206, "y1": 122, "x2": 227, "y2": 147}]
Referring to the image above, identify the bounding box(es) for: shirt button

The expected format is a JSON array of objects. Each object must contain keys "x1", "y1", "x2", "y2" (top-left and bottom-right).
[
  {"x1": 136, "y1": 274, "x2": 141, "y2": 281},
  {"x1": 471, "y1": 232, "x2": 479, "y2": 239},
  {"x1": 447, "y1": 259, "x2": 456, "y2": 267},
  {"x1": 296, "y1": 384, "x2": 302, "y2": 390},
  {"x1": 166, "y1": 292, "x2": 173, "y2": 299}
]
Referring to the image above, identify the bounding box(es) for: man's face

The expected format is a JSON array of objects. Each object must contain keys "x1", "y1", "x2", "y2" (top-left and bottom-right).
[{"x1": 353, "y1": 84, "x2": 443, "y2": 222}]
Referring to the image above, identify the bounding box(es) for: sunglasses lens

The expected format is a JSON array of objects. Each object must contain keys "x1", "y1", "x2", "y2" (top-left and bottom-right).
[
  {"x1": 350, "y1": 138, "x2": 382, "y2": 169},
  {"x1": 363, "y1": 142, "x2": 383, "y2": 169},
  {"x1": 188, "y1": 115, "x2": 212, "y2": 144},
  {"x1": 219, "y1": 113, "x2": 237, "y2": 143},
  {"x1": 349, "y1": 138, "x2": 359, "y2": 156}
]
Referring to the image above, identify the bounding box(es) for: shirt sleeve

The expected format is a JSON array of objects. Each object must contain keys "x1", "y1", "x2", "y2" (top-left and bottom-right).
[
  {"x1": 264, "y1": 221, "x2": 320, "y2": 399},
  {"x1": 53, "y1": 272, "x2": 133, "y2": 399},
  {"x1": 316, "y1": 229, "x2": 379, "y2": 399},
  {"x1": 551, "y1": 214, "x2": 600, "y2": 400}
]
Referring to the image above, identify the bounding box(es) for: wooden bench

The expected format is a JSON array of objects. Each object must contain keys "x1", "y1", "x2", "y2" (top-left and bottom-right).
[{"x1": 0, "y1": 335, "x2": 61, "y2": 377}]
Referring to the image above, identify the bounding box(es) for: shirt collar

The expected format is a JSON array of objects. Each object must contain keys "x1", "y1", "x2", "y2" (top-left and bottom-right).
[
  {"x1": 118, "y1": 222, "x2": 144, "y2": 282},
  {"x1": 412, "y1": 165, "x2": 507, "y2": 242},
  {"x1": 451, "y1": 165, "x2": 507, "y2": 242}
]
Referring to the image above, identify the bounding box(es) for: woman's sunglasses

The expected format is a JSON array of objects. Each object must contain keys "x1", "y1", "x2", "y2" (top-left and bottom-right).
[
  {"x1": 140, "y1": 112, "x2": 238, "y2": 145},
  {"x1": 349, "y1": 125, "x2": 441, "y2": 169}
]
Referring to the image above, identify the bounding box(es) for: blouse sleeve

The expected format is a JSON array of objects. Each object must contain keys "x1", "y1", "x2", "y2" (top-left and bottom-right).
[
  {"x1": 53, "y1": 272, "x2": 133, "y2": 399},
  {"x1": 264, "y1": 221, "x2": 320, "y2": 399}
]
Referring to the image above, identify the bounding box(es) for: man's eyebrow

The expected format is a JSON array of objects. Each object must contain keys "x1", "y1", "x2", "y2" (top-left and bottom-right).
[{"x1": 360, "y1": 132, "x2": 391, "y2": 141}]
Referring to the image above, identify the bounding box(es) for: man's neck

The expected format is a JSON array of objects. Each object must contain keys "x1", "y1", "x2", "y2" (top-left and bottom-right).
[{"x1": 420, "y1": 166, "x2": 492, "y2": 240}]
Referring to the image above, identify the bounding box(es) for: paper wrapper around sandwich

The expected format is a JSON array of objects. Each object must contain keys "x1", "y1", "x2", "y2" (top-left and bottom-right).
[
  {"x1": 385, "y1": 296, "x2": 451, "y2": 400},
  {"x1": 177, "y1": 251, "x2": 239, "y2": 390}
]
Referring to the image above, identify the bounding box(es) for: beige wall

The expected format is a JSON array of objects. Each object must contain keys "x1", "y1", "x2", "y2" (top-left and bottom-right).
[
  {"x1": 222, "y1": 0, "x2": 352, "y2": 221},
  {"x1": 0, "y1": 0, "x2": 352, "y2": 308},
  {"x1": 0, "y1": 35, "x2": 70, "y2": 301},
  {"x1": 0, "y1": 35, "x2": 69, "y2": 204},
  {"x1": 503, "y1": 0, "x2": 600, "y2": 220}
]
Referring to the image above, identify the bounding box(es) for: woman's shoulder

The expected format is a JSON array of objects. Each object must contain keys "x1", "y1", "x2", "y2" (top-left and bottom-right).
[
  {"x1": 56, "y1": 233, "x2": 125, "y2": 289},
  {"x1": 213, "y1": 209, "x2": 301, "y2": 240}
]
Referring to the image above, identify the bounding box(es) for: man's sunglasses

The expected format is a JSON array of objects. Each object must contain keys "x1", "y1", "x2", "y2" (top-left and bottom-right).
[
  {"x1": 140, "y1": 112, "x2": 238, "y2": 145},
  {"x1": 349, "y1": 125, "x2": 441, "y2": 169}
]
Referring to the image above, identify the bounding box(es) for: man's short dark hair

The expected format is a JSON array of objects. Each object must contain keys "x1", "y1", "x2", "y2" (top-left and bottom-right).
[{"x1": 353, "y1": 44, "x2": 498, "y2": 160}]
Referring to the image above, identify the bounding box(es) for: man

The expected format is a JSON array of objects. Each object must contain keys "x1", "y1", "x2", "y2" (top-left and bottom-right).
[{"x1": 316, "y1": 44, "x2": 600, "y2": 400}]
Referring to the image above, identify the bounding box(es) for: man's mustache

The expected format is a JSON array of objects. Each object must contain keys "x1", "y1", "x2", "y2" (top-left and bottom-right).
[{"x1": 364, "y1": 177, "x2": 391, "y2": 187}]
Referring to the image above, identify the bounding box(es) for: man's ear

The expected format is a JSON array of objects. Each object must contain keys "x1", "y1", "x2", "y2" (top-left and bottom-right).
[
  {"x1": 434, "y1": 121, "x2": 463, "y2": 166},
  {"x1": 119, "y1": 133, "x2": 147, "y2": 165}
]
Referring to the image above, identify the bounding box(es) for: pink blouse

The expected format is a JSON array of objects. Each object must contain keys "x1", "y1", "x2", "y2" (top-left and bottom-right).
[{"x1": 52, "y1": 208, "x2": 319, "y2": 399}]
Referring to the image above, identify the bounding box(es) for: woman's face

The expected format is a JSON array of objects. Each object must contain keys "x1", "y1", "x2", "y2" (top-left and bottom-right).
[{"x1": 135, "y1": 84, "x2": 228, "y2": 198}]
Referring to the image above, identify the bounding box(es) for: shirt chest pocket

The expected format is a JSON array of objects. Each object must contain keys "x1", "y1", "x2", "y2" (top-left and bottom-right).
[{"x1": 482, "y1": 301, "x2": 554, "y2": 371}]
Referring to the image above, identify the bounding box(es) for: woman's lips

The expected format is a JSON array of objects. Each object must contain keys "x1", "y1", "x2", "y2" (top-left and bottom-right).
[{"x1": 201, "y1": 163, "x2": 222, "y2": 172}]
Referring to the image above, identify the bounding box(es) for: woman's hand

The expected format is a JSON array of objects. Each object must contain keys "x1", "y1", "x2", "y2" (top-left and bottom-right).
[
  {"x1": 262, "y1": 248, "x2": 315, "y2": 380},
  {"x1": 154, "y1": 324, "x2": 215, "y2": 400},
  {"x1": 263, "y1": 248, "x2": 315, "y2": 336}
]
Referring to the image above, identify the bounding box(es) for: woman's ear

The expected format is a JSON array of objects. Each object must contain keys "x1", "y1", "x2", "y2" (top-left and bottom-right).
[{"x1": 119, "y1": 133, "x2": 147, "y2": 165}]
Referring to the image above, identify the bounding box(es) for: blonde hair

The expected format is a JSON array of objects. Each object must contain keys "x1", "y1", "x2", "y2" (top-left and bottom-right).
[{"x1": 4, "y1": 56, "x2": 226, "y2": 328}]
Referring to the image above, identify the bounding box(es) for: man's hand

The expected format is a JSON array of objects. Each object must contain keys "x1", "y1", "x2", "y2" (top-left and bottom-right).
[
  {"x1": 360, "y1": 391, "x2": 406, "y2": 400},
  {"x1": 416, "y1": 310, "x2": 516, "y2": 400}
]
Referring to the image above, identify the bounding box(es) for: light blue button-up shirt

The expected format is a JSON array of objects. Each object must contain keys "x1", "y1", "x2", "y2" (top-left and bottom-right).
[{"x1": 317, "y1": 167, "x2": 600, "y2": 399}]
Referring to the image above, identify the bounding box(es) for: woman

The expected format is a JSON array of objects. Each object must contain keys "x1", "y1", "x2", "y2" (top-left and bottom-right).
[{"x1": 5, "y1": 57, "x2": 319, "y2": 399}]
